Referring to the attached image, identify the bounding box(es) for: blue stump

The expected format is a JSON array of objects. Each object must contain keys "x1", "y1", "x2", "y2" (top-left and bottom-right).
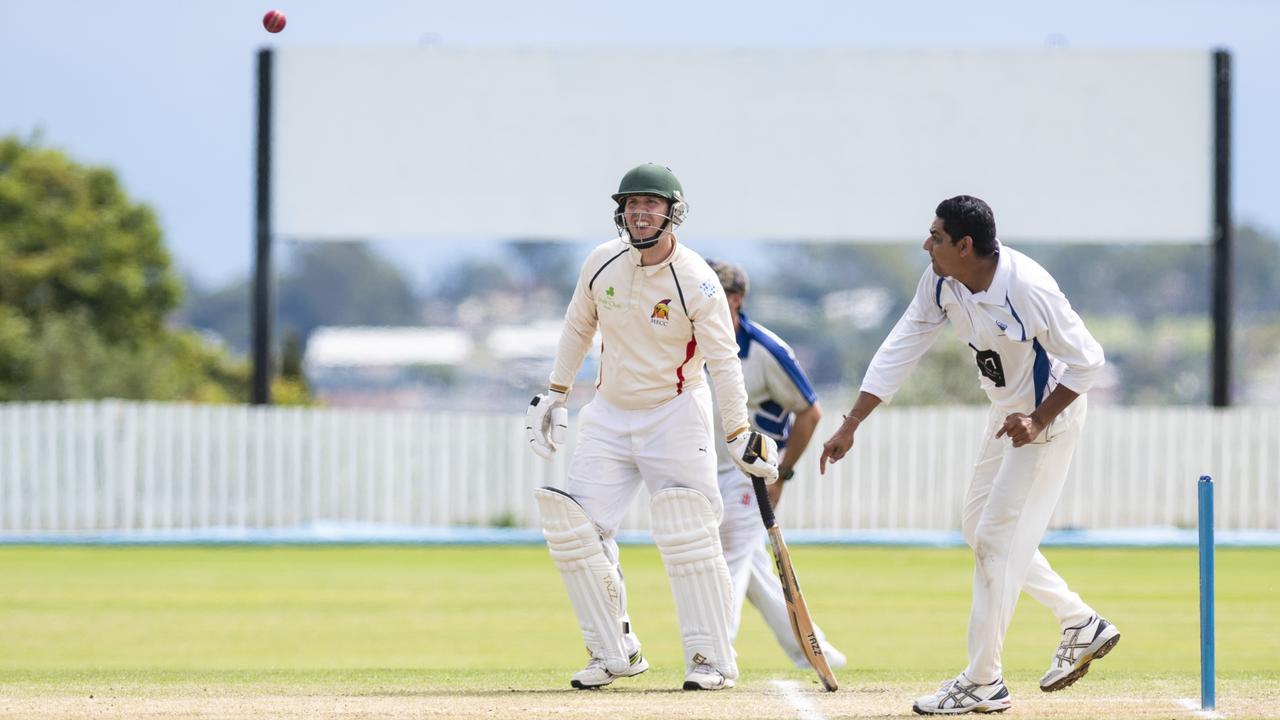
[{"x1": 1198, "y1": 475, "x2": 1215, "y2": 711}]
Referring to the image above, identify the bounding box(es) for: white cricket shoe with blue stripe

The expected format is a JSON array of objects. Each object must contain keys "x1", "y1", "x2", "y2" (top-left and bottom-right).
[
  {"x1": 1040, "y1": 615, "x2": 1121, "y2": 692},
  {"x1": 912, "y1": 674, "x2": 1012, "y2": 715}
]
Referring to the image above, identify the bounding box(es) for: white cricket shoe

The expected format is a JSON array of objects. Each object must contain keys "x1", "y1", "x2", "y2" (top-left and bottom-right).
[
  {"x1": 682, "y1": 662, "x2": 735, "y2": 691},
  {"x1": 570, "y1": 650, "x2": 649, "y2": 690},
  {"x1": 790, "y1": 640, "x2": 848, "y2": 671},
  {"x1": 912, "y1": 674, "x2": 1011, "y2": 715},
  {"x1": 1039, "y1": 615, "x2": 1121, "y2": 692}
]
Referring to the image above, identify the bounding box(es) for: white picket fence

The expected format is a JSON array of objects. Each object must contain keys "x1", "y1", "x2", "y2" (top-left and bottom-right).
[{"x1": 0, "y1": 401, "x2": 1275, "y2": 535}]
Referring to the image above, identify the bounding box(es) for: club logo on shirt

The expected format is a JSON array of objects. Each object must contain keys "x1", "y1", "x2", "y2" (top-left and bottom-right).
[
  {"x1": 650, "y1": 299, "x2": 672, "y2": 326},
  {"x1": 995, "y1": 320, "x2": 1008, "y2": 332},
  {"x1": 597, "y1": 286, "x2": 624, "y2": 311}
]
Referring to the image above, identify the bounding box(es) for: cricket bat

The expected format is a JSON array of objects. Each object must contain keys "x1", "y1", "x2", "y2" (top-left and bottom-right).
[{"x1": 752, "y1": 475, "x2": 839, "y2": 692}]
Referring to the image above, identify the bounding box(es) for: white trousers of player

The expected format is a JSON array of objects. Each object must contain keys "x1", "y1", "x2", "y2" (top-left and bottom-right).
[
  {"x1": 717, "y1": 467, "x2": 830, "y2": 667},
  {"x1": 962, "y1": 396, "x2": 1094, "y2": 685},
  {"x1": 566, "y1": 385, "x2": 723, "y2": 655}
]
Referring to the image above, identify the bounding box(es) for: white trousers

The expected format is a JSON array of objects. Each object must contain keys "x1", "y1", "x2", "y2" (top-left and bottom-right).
[
  {"x1": 566, "y1": 386, "x2": 722, "y2": 649},
  {"x1": 961, "y1": 397, "x2": 1095, "y2": 684},
  {"x1": 717, "y1": 466, "x2": 826, "y2": 666}
]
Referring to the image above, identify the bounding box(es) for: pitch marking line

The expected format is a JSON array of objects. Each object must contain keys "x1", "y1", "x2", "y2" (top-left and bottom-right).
[
  {"x1": 1176, "y1": 698, "x2": 1225, "y2": 719},
  {"x1": 771, "y1": 679, "x2": 826, "y2": 720}
]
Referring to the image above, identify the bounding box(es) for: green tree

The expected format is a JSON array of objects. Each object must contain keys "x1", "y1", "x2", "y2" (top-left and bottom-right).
[
  {"x1": 1235, "y1": 225, "x2": 1280, "y2": 317},
  {"x1": 180, "y1": 276, "x2": 253, "y2": 351},
  {"x1": 181, "y1": 243, "x2": 422, "y2": 354},
  {"x1": 0, "y1": 135, "x2": 303, "y2": 403},
  {"x1": 0, "y1": 136, "x2": 181, "y2": 342},
  {"x1": 751, "y1": 231, "x2": 1280, "y2": 405},
  {"x1": 433, "y1": 255, "x2": 519, "y2": 303},
  {"x1": 277, "y1": 243, "x2": 421, "y2": 337},
  {"x1": 505, "y1": 240, "x2": 578, "y2": 298}
]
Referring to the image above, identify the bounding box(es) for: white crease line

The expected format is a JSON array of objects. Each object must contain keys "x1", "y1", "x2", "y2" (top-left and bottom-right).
[
  {"x1": 1177, "y1": 698, "x2": 1225, "y2": 719},
  {"x1": 772, "y1": 679, "x2": 825, "y2": 720}
]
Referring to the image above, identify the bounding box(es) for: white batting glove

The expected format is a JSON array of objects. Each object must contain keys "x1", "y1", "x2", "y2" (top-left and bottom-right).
[
  {"x1": 726, "y1": 430, "x2": 779, "y2": 483},
  {"x1": 525, "y1": 389, "x2": 568, "y2": 460}
]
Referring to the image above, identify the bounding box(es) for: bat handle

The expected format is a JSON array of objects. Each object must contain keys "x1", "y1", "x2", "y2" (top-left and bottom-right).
[{"x1": 751, "y1": 476, "x2": 777, "y2": 530}]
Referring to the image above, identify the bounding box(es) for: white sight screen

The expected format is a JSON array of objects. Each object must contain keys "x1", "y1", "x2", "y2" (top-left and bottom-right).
[{"x1": 272, "y1": 48, "x2": 1212, "y2": 243}]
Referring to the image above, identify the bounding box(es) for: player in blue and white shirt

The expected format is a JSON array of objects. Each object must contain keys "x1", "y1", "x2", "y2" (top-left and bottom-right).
[
  {"x1": 820, "y1": 196, "x2": 1120, "y2": 715},
  {"x1": 708, "y1": 260, "x2": 846, "y2": 672}
]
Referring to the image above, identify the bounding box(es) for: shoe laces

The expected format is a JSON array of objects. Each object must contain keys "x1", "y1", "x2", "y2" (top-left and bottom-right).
[
  {"x1": 934, "y1": 677, "x2": 960, "y2": 695},
  {"x1": 1054, "y1": 617, "x2": 1096, "y2": 666},
  {"x1": 1061, "y1": 616, "x2": 1095, "y2": 636},
  {"x1": 933, "y1": 675, "x2": 1001, "y2": 707}
]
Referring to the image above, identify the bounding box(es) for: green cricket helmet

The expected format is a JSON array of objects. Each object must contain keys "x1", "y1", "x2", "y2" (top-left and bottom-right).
[{"x1": 612, "y1": 163, "x2": 688, "y2": 249}]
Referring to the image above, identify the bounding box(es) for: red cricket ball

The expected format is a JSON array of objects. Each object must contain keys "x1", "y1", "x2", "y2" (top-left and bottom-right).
[{"x1": 263, "y1": 10, "x2": 287, "y2": 33}]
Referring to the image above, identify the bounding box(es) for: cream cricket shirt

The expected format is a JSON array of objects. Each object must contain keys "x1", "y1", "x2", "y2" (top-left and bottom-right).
[
  {"x1": 550, "y1": 237, "x2": 750, "y2": 440},
  {"x1": 861, "y1": 243, "x2": 1105, "y2": 415}
]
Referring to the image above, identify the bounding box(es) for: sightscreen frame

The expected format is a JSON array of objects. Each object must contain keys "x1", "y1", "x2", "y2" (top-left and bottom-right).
[
  {"x1": 251, "y1": 47, "x2": 1232, "y2": 407},
  {"x1": 269, "y1": 47, "x2": 1214, "y2": 245}
]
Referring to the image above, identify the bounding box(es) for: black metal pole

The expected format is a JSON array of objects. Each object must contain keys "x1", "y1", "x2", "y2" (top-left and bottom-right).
[
  {"x1": 1211, "y1": 49, "x2": 1232, "y2": 408},
  {"x1": 252, "y1": 48, "x2": 274, "y2": 405}
]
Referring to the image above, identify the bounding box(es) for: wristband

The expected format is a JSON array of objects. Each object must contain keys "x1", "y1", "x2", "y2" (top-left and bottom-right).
[{"x1": 779, "y1": 467, "x2": 796, "y2": 482}]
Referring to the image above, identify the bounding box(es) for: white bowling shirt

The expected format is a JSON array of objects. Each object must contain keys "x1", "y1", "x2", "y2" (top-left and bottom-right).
[{"x1": 861, "y1": 243, "x2": 1105, "y2": 414}]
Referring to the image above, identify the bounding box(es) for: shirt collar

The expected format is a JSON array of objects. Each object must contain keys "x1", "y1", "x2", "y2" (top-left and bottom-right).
[
  {"x1": 970, "y1": 239, "x2": 1009, "y2": 306},
  {"x1": 626, "y1": 235, "x2": 681, "y2": 275},
  {"x1": 735, "y1": 309, "x2": 752, "y2": 358}
]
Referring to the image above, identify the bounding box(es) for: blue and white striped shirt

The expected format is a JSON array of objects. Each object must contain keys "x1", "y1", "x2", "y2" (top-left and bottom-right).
[{"x1": 714, "y1": 311, "x2": 819, "y2": 473}]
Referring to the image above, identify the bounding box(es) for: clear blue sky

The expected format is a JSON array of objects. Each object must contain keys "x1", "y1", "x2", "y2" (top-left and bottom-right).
[{"x1": 2, "y1": 0, "x2": 1275, "y2": 286}]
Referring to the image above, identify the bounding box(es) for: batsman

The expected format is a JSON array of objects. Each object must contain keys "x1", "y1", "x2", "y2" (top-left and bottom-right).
[{"x1": 525, "y1": 164, "x2": 780, "y2": 691}]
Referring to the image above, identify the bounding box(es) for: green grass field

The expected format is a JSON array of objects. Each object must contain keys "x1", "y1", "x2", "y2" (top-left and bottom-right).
[{"x1": 0, "y1": 545, "x2": 1276, "y2": 718}]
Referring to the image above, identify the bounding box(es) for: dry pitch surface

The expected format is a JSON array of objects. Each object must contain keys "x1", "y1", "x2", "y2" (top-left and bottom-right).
[
  {"x1": 5, "y1": 671, "x2": 1274, "y2": 717},
  {"x1": 1, "y1": 677, "x2": 1277, "y2": 720}
]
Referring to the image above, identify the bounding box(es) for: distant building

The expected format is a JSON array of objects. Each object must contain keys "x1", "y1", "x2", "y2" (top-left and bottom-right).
[
  {"x1": 304, "y1": 323, "x2": 598, "y2": 410},
  {"x1": 306, "y1": 326, "x2": 473, "y2": 370}
]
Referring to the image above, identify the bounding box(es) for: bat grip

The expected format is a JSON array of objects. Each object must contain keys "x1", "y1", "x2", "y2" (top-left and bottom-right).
[{"x1": 752, "y1": 476, "x2": 777, "y2": 529}]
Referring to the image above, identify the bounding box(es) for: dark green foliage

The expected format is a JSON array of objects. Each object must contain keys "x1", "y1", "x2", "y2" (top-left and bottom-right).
[
  {"x1": 277, "y1": 243, "x2": 421, "y2": 335},
  {"x1": 0, "y1": 136, "x2": 179, "y2": 343},
  {"x1": 0, "y1": 135, "x2": 304, "y2": 403},
  {"x1": 181, "y1": 243, "x2": 422, "y2": 355}
]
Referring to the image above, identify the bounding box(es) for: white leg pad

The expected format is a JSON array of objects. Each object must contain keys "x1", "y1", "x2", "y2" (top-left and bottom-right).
[
  {"x1": 534, "y1": 487, "x2": 630, "y2": 675},
  {"x1": 650, "y1": 487, "x2": 739, "y2": 680}
]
